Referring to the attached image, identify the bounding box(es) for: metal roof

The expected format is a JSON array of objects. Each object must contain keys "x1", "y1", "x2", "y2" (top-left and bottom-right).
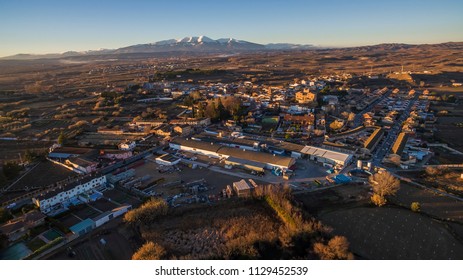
[
  {"x1": 172, "y1": 138, "x2": 296, "y2": 168},
  {"x1": 69, "y1": 218, "x2": 94, "y2": 233},
  {"x1": 225, "y1": 156, "x2": 266, "y2": 169},
  {"x1": 233, "y1": 179, "x2": 252, "y2": 191},
  {"x1": 218, "y1": 146, "x2": 295, "y2": 168},
  {"x1": 300, "y1": 145, "x2": 352, "y2": 163}
]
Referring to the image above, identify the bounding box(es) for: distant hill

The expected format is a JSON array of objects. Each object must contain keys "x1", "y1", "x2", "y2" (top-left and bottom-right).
[
  {"x1": 2, "y1": 37, "x2": 462, "y2": 61},
  {"x1": 0, "y1": 36, "x2": 315, "y2": 60}
]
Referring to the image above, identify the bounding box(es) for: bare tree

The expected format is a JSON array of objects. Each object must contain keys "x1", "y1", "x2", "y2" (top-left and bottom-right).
[
  {"x1": 314, "y1": 236, "x2": 354, "y2": 260},
  {"x1": 348, "y1": 112, "x2": 356, "y2": 122},
  {"x1": 369, "y1": 171, "x2": 400, "y2": 206},
  {"x1": 329, "y1": 120, "x2": 344, "y2": 131}
]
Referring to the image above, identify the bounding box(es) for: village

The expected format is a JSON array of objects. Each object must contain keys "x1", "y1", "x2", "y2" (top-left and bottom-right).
[{"x1": 1, "y1": 66, "x2": 462, "y2": 260}]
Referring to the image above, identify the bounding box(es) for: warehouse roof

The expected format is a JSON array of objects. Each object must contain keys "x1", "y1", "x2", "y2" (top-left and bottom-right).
[
  {"x1": 218, "y1": 146, "x2": 295, "y2": 168},
  {"x1": 172, "y1": 138, "x2": 296, "y2": 168},
  {"x1": 171, "y1": 138, "x2": 222, "y2": 153},
  {"x1": 69, "y1": 218, "x2": 94, "y2": 234},
  {"x1": 300, "y1": 145, "x2": 352, "y2": 163},
  {"x1": 225, "y1": 156, "x2": 266, "y2": 169}
]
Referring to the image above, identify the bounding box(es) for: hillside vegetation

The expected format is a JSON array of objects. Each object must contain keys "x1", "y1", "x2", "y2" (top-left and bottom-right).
[{"x1": 126, "y1": 185, "x2": 353, "y2": 260}]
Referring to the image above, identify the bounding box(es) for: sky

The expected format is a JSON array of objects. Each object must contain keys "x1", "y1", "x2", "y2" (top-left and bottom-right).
[{"x1": 0, "y1": 0, "x2": 462, "y2": 57}]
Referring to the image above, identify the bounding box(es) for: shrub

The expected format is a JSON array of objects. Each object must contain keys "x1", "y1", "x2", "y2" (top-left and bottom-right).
[
  {"x1": 132, "y1": 241, "x2": 167, "y2": 260},
  {"x1": 124, "y1": 198, "x2": 168, "y2": 225},
  {"x1": 411, "y1": 202, "x2": 421, "y2": 212},
  {"x1": 425, "y1": 166, "x2": 440, "y2": 177},
  {"x1": 371, "y1": 193, "x2": 387, "y2": 207},
  {"x1": 313, "y1": 236, "x2": 354, "y2": 260}
]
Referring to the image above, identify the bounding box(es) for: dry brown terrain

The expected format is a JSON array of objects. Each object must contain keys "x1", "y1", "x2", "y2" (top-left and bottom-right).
[{"x1": 297, "y1": 183, "x2": 463, "y2": 259}]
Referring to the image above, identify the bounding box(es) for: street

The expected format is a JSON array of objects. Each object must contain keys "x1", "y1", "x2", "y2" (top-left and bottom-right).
[{"x1": 372, "y1": 93, "x2": 419, "y2": 166}]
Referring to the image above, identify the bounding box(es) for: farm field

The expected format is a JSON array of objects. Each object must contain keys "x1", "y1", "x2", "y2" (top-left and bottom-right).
[
  {"x1": 319, "y1": 207, "x2": 463, "y2": 259},
  {"x1": 432, "y1": 102, "x2": 463, "y2": 153},
  {"x1": 0, "y1": 161, "x2": 75, "y2": 205},
  {"x1": 391, "y1": 182, "x2": 463, "y2": 222},
  {"x1": 0, "y1": 140, "x2": 51, "y2": 164},
  {"x1": 5, "y1": 161, "x2": 74, "y2": 192},
  {"x1": 298, "y1": 181, "x2": 463, "y2": 259}
]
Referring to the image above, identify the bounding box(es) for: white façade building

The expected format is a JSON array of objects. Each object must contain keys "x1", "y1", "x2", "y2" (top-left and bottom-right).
[{"x1": 32, "y1": 175, "x2": 107, "y2": 214}]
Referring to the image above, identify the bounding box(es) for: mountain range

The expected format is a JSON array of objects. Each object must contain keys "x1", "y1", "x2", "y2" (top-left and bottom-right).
[{"x1": 1, "y1": 36, "x2": 315, "y2": 60}]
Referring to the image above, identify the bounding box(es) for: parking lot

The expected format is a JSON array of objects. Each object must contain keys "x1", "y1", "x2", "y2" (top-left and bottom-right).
[
  {"x1": 165, "y1": 149, "x2": 329, "y2": 184},
  {"x1": 129, "y1": 157, "x2": 245, "y2": 198},
  {"x1": 291, "y1": 159, "x2": 328, "y2": 180}
]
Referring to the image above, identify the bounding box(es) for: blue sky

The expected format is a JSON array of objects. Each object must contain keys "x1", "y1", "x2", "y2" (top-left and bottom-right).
[{"x1": 0, "y1": 0, "x2": 462, "y2": 56}]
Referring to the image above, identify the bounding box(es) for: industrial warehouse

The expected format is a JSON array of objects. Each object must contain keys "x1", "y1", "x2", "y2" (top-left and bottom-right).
[
  {"x1": 299, "y1": 145, "x2": 353, "y2": 168},
  {"x1": 169, "y1": 137, "x2": 297, "y2": 171},
  {"x1": 169, "y1": 136, "x2": 353, "y2": 172}
]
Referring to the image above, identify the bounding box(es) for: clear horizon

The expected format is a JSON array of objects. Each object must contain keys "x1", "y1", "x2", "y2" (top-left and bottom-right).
[{"x1": 1, "y1": 0, "x2": 462, "y2": 57}]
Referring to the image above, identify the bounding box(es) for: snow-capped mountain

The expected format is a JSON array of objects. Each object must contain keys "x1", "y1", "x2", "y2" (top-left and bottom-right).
[
  {"x1": 0, "y1": 36, "x2": 315, "y2": 59},
  {"x1": 113, "y1": 35, "x2": 267, "y2": 54}
]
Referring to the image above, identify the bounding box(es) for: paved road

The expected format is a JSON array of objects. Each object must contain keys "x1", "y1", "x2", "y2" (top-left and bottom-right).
[{"x1": 372, "y1": 93, "x2": 419, "y2": 166}]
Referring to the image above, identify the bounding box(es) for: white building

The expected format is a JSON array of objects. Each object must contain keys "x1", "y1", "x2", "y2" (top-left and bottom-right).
[
  {"x1": 232, "y1": 179, "x2": 253, "y2": 197},
  {"x1": 32, "y1": 175, "x2": 107, "y2": 214},
  {"x1": 92, "y1": 204, "x2": 132, "y2": 227},
  {"x1": 300, "y1": 145, "x2": 353, "y2": 168}
]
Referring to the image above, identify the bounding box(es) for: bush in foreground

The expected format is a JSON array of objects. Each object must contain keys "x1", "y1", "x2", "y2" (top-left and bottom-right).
[
  {"x1": 124, "y1": 198, "x2": 168, "y2": 225},
  {"x1": 313, "y1": 236, "x2": 354, "y2": 260},
  {"x1": 132, "y1": 241, "x2": 167, "y2": 260}
]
